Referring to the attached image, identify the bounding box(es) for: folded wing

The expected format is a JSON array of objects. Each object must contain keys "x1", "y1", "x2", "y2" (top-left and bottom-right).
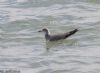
[{"x1": 49, "y1": 29, "x2": 78, "y2": 41}]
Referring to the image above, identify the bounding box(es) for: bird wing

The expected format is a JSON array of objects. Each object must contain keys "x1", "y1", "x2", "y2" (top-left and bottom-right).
[
  {"x1": 49, "y1": 29, "x2": 78, "y2": 41},
  {"x1": 49, "y1": 33, "x2": 66, "y2": 41}
]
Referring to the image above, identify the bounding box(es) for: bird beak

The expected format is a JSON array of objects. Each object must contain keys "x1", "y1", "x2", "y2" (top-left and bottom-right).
[{"x1": 38, "y1": 30, "x2": 42, "y2": 32}]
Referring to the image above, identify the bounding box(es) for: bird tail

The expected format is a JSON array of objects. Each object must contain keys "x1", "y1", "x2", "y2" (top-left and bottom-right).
[{"x1": 65, "y1": 29, "x2": 78, "y2": 38}]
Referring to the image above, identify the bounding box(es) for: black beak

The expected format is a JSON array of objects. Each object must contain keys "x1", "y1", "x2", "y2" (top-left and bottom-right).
[{"x1": 38, "y1": 30, "x2": 42, "y2": 32}]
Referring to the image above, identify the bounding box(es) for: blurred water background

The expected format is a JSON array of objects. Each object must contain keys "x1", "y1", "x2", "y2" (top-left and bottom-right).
[{"x1": 0, "y1": 0, "x2": 100, "y2": 73}]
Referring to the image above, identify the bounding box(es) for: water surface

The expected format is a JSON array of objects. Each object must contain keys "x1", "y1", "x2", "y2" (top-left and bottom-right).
[{"x1": 0, "y1": 0, "x2": 100, "y2": 73}]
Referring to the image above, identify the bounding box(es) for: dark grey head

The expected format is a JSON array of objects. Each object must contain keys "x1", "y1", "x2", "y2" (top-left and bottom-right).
[{"x1": 38, "y1": 28, "x2": 49, "y2": 34}]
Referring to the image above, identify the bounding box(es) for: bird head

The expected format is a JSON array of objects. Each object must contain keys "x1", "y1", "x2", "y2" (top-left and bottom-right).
[{"x1": 38, "y1": 28, "x2": 49, "y2": 34}]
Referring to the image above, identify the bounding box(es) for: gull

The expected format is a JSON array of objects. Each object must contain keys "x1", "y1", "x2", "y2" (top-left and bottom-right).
[{"x1": 38, "y1": 28, "x2": 78, "y2": 41}]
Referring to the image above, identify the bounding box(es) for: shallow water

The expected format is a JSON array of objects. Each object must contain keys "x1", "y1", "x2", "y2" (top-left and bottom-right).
[{"x1": 0, "y1": 0, "x2": 100, "y2": 73}]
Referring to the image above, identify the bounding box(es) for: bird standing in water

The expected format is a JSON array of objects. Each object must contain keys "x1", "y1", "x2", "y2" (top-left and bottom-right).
[{"x1": 38, "y1": 28, "x2": 78, "y2": 41}]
